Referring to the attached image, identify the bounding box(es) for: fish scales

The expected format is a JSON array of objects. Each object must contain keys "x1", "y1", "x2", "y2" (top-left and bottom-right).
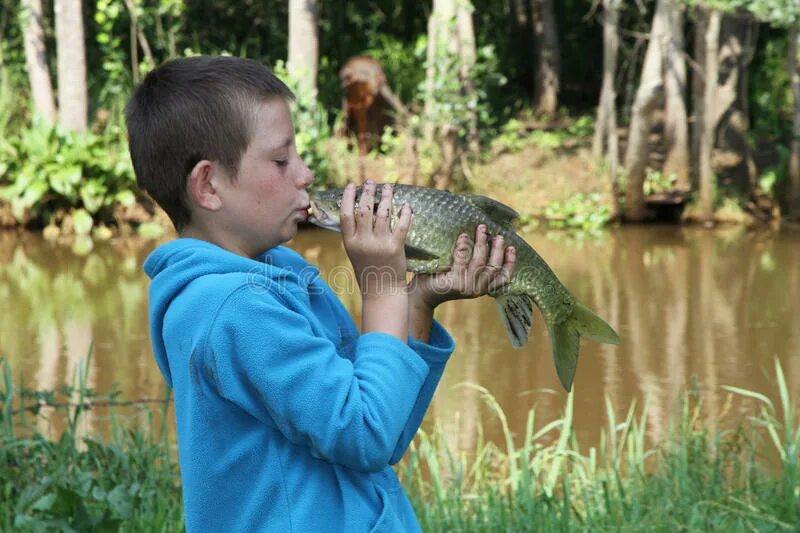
[
  {"x1": 308, "y1": 183, "x2": 620, "y2": 391},
  {"x1": 388, "y1": 185, "x2": 572, "y2": 324}
]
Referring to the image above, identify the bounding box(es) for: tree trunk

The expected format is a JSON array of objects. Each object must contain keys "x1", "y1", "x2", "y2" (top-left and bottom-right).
[
  {"x1": 508, "y1": 0, "x2": 534, "y2": 97},
  {"x1": 593, "y1": 0, "x2": 621, "y2": 215},
  {"x1": 699, "y1": 9, "x2": 722, "y2": 222},
  {"x1": 531, "y1": 0, "x2": 560, "y2": 115},
  {"x1": 715, "y1": 14, "x2": 757, "y2": 197},
  {"x1": 456, "y1": 1, "x2": 479, "y2": 157},
  {"x1": 424, "y1": 0, "x2": 454, "y2": 146},
  {"x1": 662, "y1": 0, "x2": 690, "y2": 191},
  {"x1": 691, "y1": 7, "x2": 707, "y2": 191},
  {"x1": 423, "y1": 0, "x2": 461, "y2": 188},
  {"x1": 624, "y1": 0, "x2": 669, "y2": 221},
  {"x1": 288, "y1": 0, "x2": 320, "y2": 98},
  {"x1": 787, "y1": 25, "x2": 800, "y2": 218},
  {"x1": 21, "y1": 0, "x2": 57, "y2": 123},
  {"x1": 55, "y1": 0, "x2": 88, "y2": 132}
]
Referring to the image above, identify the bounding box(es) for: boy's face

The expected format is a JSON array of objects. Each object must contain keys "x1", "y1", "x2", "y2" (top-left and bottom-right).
[{"x1": 213, "y1": 97, "x2": 313, "y2": 257}]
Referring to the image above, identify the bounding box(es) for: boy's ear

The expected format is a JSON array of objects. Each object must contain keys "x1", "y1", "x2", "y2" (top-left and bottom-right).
[{"x1": 187, "y1": 160, "x2": 223, "y2": 211}]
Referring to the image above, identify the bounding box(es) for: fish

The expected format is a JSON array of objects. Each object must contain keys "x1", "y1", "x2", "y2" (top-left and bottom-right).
[{"x1": 308, "y1": 184, "x2": 620, "y2": 391}]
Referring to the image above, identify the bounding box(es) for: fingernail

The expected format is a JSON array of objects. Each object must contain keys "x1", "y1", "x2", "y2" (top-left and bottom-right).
[{"x1": 384, "y1": 184, "x2": 391, "y2": 190}]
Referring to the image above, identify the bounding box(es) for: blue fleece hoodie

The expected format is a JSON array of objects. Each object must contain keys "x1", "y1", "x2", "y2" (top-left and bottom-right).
[{"x1": 143, "y1": 239, "x2": 454, "y2": 532}]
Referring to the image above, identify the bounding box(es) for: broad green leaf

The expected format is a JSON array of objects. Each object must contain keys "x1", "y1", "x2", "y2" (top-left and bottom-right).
[
  {"x1": 48, "y1": 166, "x2": 83, "y2": 197},
  {"x1": 114, "y1": 190, "x2": 136, "y2": 208},
  {"x1": 137, "y1": 222, "x2": 166, "y2": 239},
  {"x1": 71, "y1": 208, "x2": 94, "y2": 236},
  {"x1": 80, "y1": 181, "x2": 108, "y2": 214}
]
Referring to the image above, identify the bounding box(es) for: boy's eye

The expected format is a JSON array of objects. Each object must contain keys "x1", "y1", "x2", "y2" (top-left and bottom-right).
[{"x1": 274, "y1": 159, "x2": 289, "y2": 167}]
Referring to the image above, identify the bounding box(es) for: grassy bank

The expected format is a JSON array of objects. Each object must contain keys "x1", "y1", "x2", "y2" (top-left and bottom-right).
[{"x1": 2, "y1": 359, "x2": 797, "y2": 531}]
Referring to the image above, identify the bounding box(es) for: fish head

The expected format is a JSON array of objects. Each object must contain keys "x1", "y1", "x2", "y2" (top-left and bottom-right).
[
  {"x1": 309, "y1": 186, "x2": 391, "y2": 232},
  {"x1": 308, "y1": 188, "x2": 345, "y2": 231}
]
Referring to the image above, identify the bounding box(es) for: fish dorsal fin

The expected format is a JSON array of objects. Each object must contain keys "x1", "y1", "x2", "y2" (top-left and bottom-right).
[
  {"x1": 495, "y1": 294, "x2": 534, "y2": 348},
  {"x1": 464, "y1": 194, "x2": 519, "y2": 228}
]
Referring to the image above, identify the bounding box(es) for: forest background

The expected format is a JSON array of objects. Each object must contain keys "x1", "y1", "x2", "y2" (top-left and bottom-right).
[
  {"x1": 3, "y1": 2, "x2": 800, "y2": 530},
  {"x1": 1, "y1": 0, "x2": 799, "y2": 238}
]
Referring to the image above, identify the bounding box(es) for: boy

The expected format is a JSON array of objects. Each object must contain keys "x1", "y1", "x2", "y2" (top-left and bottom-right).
[{"x1": 126, "y1": 55, "x2": 515, "y2": 531}]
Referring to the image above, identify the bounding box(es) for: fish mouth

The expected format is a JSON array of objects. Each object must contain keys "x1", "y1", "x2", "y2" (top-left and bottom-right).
[{"x1": 307, "y1": 199, "x2": 342, "y2": 232}]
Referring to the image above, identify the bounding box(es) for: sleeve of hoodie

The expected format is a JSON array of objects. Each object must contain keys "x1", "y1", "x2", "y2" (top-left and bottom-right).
[
  {"x1": 387, "y1": 321, "x2": 454, "y2": 464},
  {"x1": 206, "y1": 285, "x2": 444, "y2": 473}
]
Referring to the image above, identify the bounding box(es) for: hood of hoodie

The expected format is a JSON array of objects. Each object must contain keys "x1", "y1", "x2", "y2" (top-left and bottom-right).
[{"x1": 143, "y1": 239, "x2": 319, "y2": 386}]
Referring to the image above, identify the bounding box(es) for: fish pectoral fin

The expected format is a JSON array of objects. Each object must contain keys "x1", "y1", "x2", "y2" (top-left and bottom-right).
[
  {"x1": 495, "y1": 294, "x2": 534, "y2": 349},
  {"x1": 404, "y1": 244, "x2": 439, "y2": 261}
]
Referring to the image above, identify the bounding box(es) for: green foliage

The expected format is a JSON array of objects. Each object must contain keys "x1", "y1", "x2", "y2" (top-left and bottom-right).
[
  {"x1": 272, "y1": 60, "x2": 333, "y2": 187},
  {"x1": 1, "y1": 0, "x2": 798, "y2": 224},
  {"x1": 491, "y1": 115, "x2": 596, "y2": 155},
  {"x1": 0, "y1": 118, "x2": 135, "y2": 228},
  {"x1": 644, "y1": 168, "x2": 677, "y2": 196},
  {"x1": 2, "y1": 358, "x2": 798, "y2": 530},
  {"x1": 542, "y1": 192, "x2": 612, "y2": 231},
  {"x1": 93, "y1": 0, "x2": 130, "y2": 104},
  {"x1": 750, "y1": 28, "x2": 794, "y2": 140},
  {"x1": 404, "y1": 362, "x2": 800, "y2": 530},
  {"x1": 1, "y1": 360, "x2": 183, "y2": 531}
]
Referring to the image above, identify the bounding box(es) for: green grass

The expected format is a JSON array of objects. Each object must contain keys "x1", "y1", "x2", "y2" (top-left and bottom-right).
[{"x1": 2, "y1": 358, "x2": 798, "y2": 531}]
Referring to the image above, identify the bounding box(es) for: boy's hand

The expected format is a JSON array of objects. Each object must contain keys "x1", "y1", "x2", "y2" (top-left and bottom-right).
[
  {"x1": 408, "y1": 224, "x2": 516, "y2": 311},
  {"x1": 340, "y1": 181, "x2": 413, "y2": 296}
]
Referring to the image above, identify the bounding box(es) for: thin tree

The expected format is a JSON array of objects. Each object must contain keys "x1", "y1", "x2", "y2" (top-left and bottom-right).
[
  {"x1": 54, "y1": 0, "x2": 88, "y2": 132},
  {"x1": 624, "y1": 0, "x2": 669, "y2": 221},
  {"x1": 662, "y1": 0, "x2": 690, "y2": 191},
  {"x1": 456, "y1": 2, "x2": 479, "y2": 158},
  {"x1": 288, "y1": 0, "x2": 320, "y2": 98},
  {"x1": 699, "y1": 8, "x2": 722, "y2": 221},
  {"x1": 424, "y1": 0, "x2": 478, "y2": 189},
  {"x1": 20, "y1": 0, "x2": 56, "y2": 123},
  {"x1": 789, "y1": 25, "x2": 800, "y2": 218},
  {"x1": 593, "y1": 0, "x2": 621, "y2": 216},
  {"x1": 531, "y1": 0, "x2": 560, "y2": 116}
]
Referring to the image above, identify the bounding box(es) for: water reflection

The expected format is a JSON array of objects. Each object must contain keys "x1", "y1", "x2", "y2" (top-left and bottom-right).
[{"x1": 1, "y1": 226, "x2": 798, "y2": 451}]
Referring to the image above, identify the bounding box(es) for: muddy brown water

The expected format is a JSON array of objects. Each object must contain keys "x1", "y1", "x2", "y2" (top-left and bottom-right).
[{"x1": 1, "y1": 225, "x2": 798, "y2": 453}]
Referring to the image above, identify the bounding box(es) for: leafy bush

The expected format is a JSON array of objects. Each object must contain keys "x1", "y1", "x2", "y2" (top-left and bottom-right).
[
  {"x1": 542, "y1": 192, "x2": 612, "y2": 231},
  {"x1": 0, "y1": 118, "x2": 136, "y2": 231}
]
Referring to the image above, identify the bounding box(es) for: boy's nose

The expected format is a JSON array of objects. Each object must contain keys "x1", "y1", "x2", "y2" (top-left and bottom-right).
[{"x1": 299, "y1": 161, "x2": 314, "y2": 189}]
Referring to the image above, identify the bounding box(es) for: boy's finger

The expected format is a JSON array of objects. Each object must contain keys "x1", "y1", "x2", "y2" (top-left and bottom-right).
[
  {"x1": 340, "y1": 183, "x2": 356, "y2": 239},
  {"x1": 393, "y1": 202, "x2": 413, "y2": 243},
  {"x1": 450, "y1": 233, "x2": 472, "y2": 274},
  {"x1": 485, "y1": 235, "x2": 505, "y2": 274},
  {"x1": 488, "y1": 246, "x2": 516, "y2": 293},
  {"x1": 468, "y1": 225, "x2": 489, "y2": 270},
  {"x1": 374, "y1": 183, "x2": 393, "y2": 234},
  {"x1": 357, "y1": 180, "x2": 376, "y2": 232}
]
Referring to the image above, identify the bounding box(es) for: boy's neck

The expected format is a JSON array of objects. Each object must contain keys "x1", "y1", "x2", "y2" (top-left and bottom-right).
[{"x1": 180, "y1": 224, "x2": 254, "y2": 259}]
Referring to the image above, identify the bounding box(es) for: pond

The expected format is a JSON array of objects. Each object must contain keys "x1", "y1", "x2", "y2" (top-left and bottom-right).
[{"x1": 1, "y1": 225, "x2": 798, "y2": 452}]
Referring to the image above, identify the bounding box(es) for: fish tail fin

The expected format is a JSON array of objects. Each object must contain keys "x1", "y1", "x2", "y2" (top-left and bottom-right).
[
  {"x1": 495, "y1": 294, "x2": 534, "y2": 348},
  {"x1": 548, "y1": 302, "x2": 620, "y2": 392}
]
